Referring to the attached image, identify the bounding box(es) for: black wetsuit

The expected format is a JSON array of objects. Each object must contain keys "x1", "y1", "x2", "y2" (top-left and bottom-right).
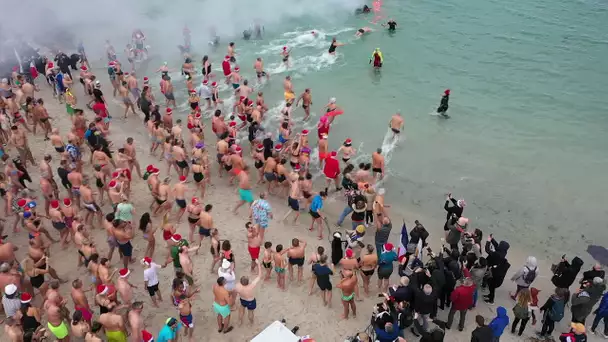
[
  {"x1": 387, "y1": 21, "x2": 397, "y2": 31},
  {"x1": 328, "y1": 43, "x2": 337, "y2": 54},
  {"x1": 57, "y1": 166, "x2": 72, "y2": 189},
  {"x1": 262, "y1": 137, "x2": 273, "y2": 160},
  {"x1": 437, "y1": 94, "x2": 450, "y2": 115}
]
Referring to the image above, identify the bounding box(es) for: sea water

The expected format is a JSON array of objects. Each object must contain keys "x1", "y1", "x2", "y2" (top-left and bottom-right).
[{"x1": 99, "y1": 0, "x2": 608, "y2": 260}]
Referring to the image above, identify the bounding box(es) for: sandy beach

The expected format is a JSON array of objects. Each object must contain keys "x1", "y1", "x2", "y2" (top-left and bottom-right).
[{"x1": 0, "y1": 69, "x2": 593, "y2": 342}]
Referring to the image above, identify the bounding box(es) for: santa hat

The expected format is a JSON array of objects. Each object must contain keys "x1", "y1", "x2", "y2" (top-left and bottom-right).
[
  {"x1": 229, "y1": 121, "x2": 237, "y2": 127},
  {"x1": 283, "y1": 46, "x2": 287, "y2": 51},
  {"x1": 235, "y1": 146, "x2": 242, "y2": 153},
  {"x1": 275, "y1": 144, "x2": 283, "y2": 152},
  {"x1": 301, "y1": 129, "x2": 309, "y2": 136},
  {"x1": 142, "y1": 330, "x2": 154, "y2": 342},
  {"x1": 63, "y1": 198, "x2": 72, "y2": 207},
  {"x1": 383, "y1": 243, "x2": 394, "y2": 253},
  {"x1": 143, "y1": 77, "x2": 149, "y2": 82},
  {"x1": 124, "y1": 72, "x2": 129, "y2": 76},
  {"x1": 191, "y1": 197, "x2": 199, "y2": 204},
  {"x1": 112, "y1": 171, "x2": 119, "y2": 178},
  {"x1": 256, "y1": 144, "x2": 264, "y2": 151},
  {"x1": 142, "y1": 257, "x2": 152, "y2": 266},
  {"x1": 119, "y1": 268, "x2": 130, "y2": 278},
  {"x1": 293, "y1": 164, "x2": 301, "y2": 172},
  {"x1": 330, "y1": 151, "x2": 337, "y2": 158},
  {"x1": 166, "y1": 108, "x2": 173, "y2": 114},
  {"x1": 171, "y1": 234, "x2": 182, "y2": 243},
  {"x1": 152, "y1": 168, "x2": 160, "y2": 175},
  {"x1": 17, "y1": 199, "x2": 27, "y2": 208},
  {"x1": 344, "y1": 138, "x2": 352, "y2": 145},
  {"x1": 146, "y1": 165, "x2": 155, "y2": 173},
  {"x1": 203, "y1": 79, "x2": 208, "y2": 85},
  {"x1": 195, "y1": 112, "x2": 202, "y2": 119},
  {"x1": 234, "y1": 67, "x2": 240, "y2": 72},
  {"x1": 50, "y1": 200, "x2": 60, "y2": 209},
  {"x1": 444, "y1": 89, "x2": 450, "y2": 95},
  {"x1": 109, "y1": 61, "x2": 115, "y2": 67},
  {"x1": 224, "y1": 55, "x2": 230, "y2": 60},
  {"x1": 211, "y1": 81, "x2": 217, "y2": 87},
  {"x1": 80, "y1": 65, "x2": 88, "y2": 71},
  {"x1": 96, "y1": 284, "x2": 108, "y2": 295},
  {"x1": 108, "y1": 180, "x2": 118, "y2": 189},
  {"x1": 179, "y1": 175, "x2": 186, "y2": 183},
  {"x1": 189, "y1": 89, "x2": 196, "y2": 94},
  {"x1": 20, "y1": 292, "x2": 32, "y2": 304}
]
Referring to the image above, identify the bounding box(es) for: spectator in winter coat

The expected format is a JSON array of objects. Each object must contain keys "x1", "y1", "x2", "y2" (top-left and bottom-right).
[
  {"x1": 591, "y1": 291, "x2": 608, "y2": 337},
  {"x1": 488, "y1": 306, "x2": 509, "y2": 341},
  {"x1": 445, "y1": 217, "x2": 468, "y2": 252},
  {"x1": 440, "y1": 249, "x2": 461, "y2": 310},
  {"x1": 539, "y1": 287, "x2": 569, "y2": 338},
  {"x1": 552, "y1": 256, "x2": 584, "y2": 289},
  {"x1": 410, "y1": 268, "x2": 438, "y2": 335},
  {"x1": 471, "y1": 315, "x2": 494, "y2": 342},
  {"x1": 510, "y1": 256, "x2": 538, "y2": 300},
  {"x1": 559, "y1": 323, "x2": 588, "y2": 342},
  {"x1": 409, "y1": 220, "x2": 429, "y2": 247},
  {"x1": 443, "y1": 194, "x2": 465, "y2": 232},
  {"x1": 468, "y1": 258, "x2": 487, "y2": 308},
  {"x1": 581, "y1": 263, "x2": 605, "y2": 286},
  {"x1": 571, "y1": 277, "x2": 606, "y2": 324},
  {"x1": 413, "y1": 314, "x2": 445, "y2": 342},
  {"x1": 446, "y1": 273, "x2": 475, "y2": 331},
  {"x1": 484, "y1": 237, "x2": 510, "y2": 305}
]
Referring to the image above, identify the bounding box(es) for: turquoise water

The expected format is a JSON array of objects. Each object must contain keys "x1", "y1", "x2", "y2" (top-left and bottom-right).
[{"x1": 89, "y1": 0, "x2": 608, "y2": 257}]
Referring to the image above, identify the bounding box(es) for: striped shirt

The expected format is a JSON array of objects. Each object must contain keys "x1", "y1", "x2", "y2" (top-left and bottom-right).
[{"x1": 2, "y1": 295, "x2": 21, "y2": 317}]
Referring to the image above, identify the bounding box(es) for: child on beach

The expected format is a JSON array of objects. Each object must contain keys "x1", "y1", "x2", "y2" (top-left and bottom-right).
[
  {"x1": 209, "y1": 228, "x2": 221, "y2": 273},
  {"x1": 273, "y1": 244, "x2": 289, "y2": 290},
  {"x1": 262, "y1": 242, "x2": 273, "y2": 281}
]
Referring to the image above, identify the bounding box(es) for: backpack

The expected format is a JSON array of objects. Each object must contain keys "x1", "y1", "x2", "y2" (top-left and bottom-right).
[
  {"x1": 523, "y1": 266, "x2": 537, "y2": 284},
  {"x1": 513, "y1": 303, "x2": 530, "y2": 319},
  {"x1": 548, "y1": 298, "x2": 565, "y2": 322}
]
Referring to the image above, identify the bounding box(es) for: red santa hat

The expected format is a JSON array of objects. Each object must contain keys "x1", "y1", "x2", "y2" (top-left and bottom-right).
[
  {"x1": 96, "y1": 284, "x2": 108, "y2": 295},
  {"x1": 301, "y1": 129, "x2": 309, "y2": 136},
  {"x1": 118, "y1": 268, "x2": 130, "y2": 278},
  {"x1": 166, "y1": 108, "x2": 173, "y2": 114},
  {"x1": 20, "y1": 292, "x2": 32, "y2": 304},
  {"x1": 142, "y1": 257, "x2": 152, "y2": 266},
  {"x1": 108, "y1": 180, "x2": 118, "y2": 189},
  {"x1": 50, "y1": 200, "x2": 60, "y2": 209},
  {"x1": 63, "y1": 198, "x2": 72, "y2": 207},
  {"x1": 179, "y1": 176, "x2": 186, "y2": 183},
  {"x1": 142, "y1": 330, "x2": 154, "y2": 342},
  {"x1": 171, "y1": 234, "x2": 182, "y2": 243}
]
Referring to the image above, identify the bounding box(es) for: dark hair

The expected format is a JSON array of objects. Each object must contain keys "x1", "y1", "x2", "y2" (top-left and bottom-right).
[
  {"x1": 264, "y1": 241, "x2": 272, "y2": 249},
  {"x1": 343, "y1": 164, "x2": 354, "y2": 175},
  {"x1": 205, "y1": 204, "x2": 213, "y2": 212},
  {"x1": 72, "y1": 310, "x2": 83, "y2": 324},
  {"x1": 139, "y1": 212, "x2": 151, "y2": 232},
  {"x1": 276, "y1": 244, "x2": 283, "y2": 252},
  {"x1": 317, "y1": 246, "x2": 325, "y2": 255},
  {"x1": 221, "y1": 240, "x2": 231, "y2": 251},
  {"x1": 217, "y1": 277, "x2": 226, "y2": 285},
  {"x1": 105, "y1": 213, "x2": 115, "y2": 222},
  {"x1": 475, "y1": 315, "x2": 485, "y2": 326},
  {"x1": 306, "y1": 173, "x2": 312, "y2": 180}
]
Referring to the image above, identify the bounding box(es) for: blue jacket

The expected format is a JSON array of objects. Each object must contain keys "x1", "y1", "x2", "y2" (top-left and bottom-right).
[
  {"x1": 597, "y1": 292, "x2": 608, "y2": 316},
  {"x1": 489, "y1": 306, "x2": 509, "y2": 337},
  {"x1": 374, "y1": 320, "x2": 400, "y2": 342}
]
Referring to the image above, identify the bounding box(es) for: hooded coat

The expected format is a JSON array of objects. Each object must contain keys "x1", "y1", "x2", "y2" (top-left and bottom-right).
[
  {"x1": 552, "y1": 257, "x2": 584, "y2": 289},
  {"x1": 489, "y1": 306, "x2": 509, "y2": 337},
  {"x1": 485, "y1": 239, "x2": 511, "y2": 286},
  {"x1": 596, "y1": 292, "x2": 608, "y2": 316},
  {"x1": 511, "y1": 256, "x2": 539, "y2": 287}
]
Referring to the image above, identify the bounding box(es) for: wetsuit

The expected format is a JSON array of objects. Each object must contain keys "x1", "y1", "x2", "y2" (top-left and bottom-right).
[
  {"x1": 328, "y1": 43, "x2": 337, "y2": 54},
  {"x1": 387, "y1": 21, "x2": 397, "y2": 31},
  {"x1": 437, "y1": 94, "x2": 449, "y2": 116}
]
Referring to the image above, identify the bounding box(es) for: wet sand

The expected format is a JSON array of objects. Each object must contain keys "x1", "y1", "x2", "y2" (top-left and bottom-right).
[{"x1": 0, "y1": 71, "x2": 580, "y2": 342}]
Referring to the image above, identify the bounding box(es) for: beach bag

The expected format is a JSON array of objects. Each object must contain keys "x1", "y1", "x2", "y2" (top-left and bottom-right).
[
  {"x1": 524, "y1": 266, "x2": 537, "y2": 284},
  {"x1": 548, "y1": 298, "x2": 565, "y2": 322},
  {"x1": 513, "y1": 303, "x2": 530, "y2": 319}
]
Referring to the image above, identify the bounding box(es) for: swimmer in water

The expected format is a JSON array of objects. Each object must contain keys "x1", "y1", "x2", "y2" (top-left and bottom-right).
[
  {"x1": 156, "y1": 62, "x2": 170, "y2": 77},
  {"x1": 355, "y1": 27, "x2": 373, "y2": 37},
  {"x1": 311, "y1": 31, "x2": 319, "y2": 38},
  {"x1": 281, "y1": 47, "x2": 291, "y2": 68},
  {"x1": 389, "y1": 112, "x2": 404, "y2": 141},
  {"x1": 437, "y1": 89, "x2": 450, "y2": 117},
  {"x1": 355, "y1": 5, "x2": 371, "y2": 15},
  {"x1": 328, "y1": 37, "x2": 344, "y2": 55},
  {"x1": 369, "y1": 48, "x2": 383, "y2": 69},
  {"x1": 382, "y1": 19, "x2": 397, "y2": 32}
]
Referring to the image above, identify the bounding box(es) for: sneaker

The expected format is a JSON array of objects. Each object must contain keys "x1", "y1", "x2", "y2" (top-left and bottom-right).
[{"x1": 602, "y1": 332, "x2": 608, "y2": 339}]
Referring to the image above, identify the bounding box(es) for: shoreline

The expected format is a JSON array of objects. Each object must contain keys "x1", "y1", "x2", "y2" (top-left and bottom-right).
[{"x1": 0, "y1": 63, "x2": 588, "y2": 342}]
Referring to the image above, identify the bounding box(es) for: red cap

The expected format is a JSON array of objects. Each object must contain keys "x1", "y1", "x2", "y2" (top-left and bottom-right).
[
  {"x1": 63, "y1": 198, "x2": 72, "y2": 207},
  {"x1": 301, "y1": 129, "x2": 309, "y2": 136},
  {"x1": 229, "y1": 121, "x2": 237, "y2": 127},
  {"x1": 256, "y1": 144, "x2": 264, "y2": 151},
  {"x1": 444, "y1": 89, "x2": 450, "y2": 95},
  {"x1": 384, "y1": 243, "x2": 394, "y2": 251},
  {"x1": 108, "y1": 180, "x2": 118, "y2": 188},
  {"x1": 17, "y1": 199, "x2": 27, "y2": 207},
  {"x1": 191, "y1": 197, "x2": 199, "y2": 204},
  {"x1": 146, "y1": 165, "x2": 155, "y2": 172},
  {"x1": 142, "y1": 257, "x2": 152, "y2": 265},
  {"x1": 118, "y1": 268, "x2": 130, "y2": 278},
  {"x1": 80, "y1": 65, "x2": 88, "y2": 71},
  {"x1": 345, "y1": 249, "x2": 354, "y2": 258},
  {"x1": 203, "y1": 79, "x2": 208, "y2": 85},
  {"x1": 171, "y1": 234, "x2": 182, "y2": 242},
  {"x1": 50, "y1": 200, "x2": 60, "y2": 209},
  {"x1": 275, "y1": 144, "x2": 283, "y2": 151},
  {"x1": 142, "y1": 330, "x2": 154, "y2": 342},
  {"x1": 166, "y1": 108, "x2": 173, "y2": 114},
  {"x1": 96, "y1": 284, "x2": 108, "y2": 295},
  {"x1": 211, "y1": 81, "x2": 217, "y2": 87},
  {"x1": 20, "y1": 292, "x2": 32, "y2": 303},
  {"x1": 179, "y1": 175, "x2": 186, "y2": 182}
]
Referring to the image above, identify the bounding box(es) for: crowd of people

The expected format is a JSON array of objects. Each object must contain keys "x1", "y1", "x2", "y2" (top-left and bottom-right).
[{"x1": 0, "y1": 3, "x2": 605, "y2": 342}]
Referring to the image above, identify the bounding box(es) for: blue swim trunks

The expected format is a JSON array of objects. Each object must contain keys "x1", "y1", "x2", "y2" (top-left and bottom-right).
[
  {"x1": 239, "y1": 188, "x2": 253, "y2": 203},
  {"x1": 240, "y1": 298, "x2": 257, "y2": 310}
]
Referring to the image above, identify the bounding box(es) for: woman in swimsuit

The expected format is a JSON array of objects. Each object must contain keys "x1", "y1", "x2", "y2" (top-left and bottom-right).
[
  {"x1": 139, "y1": 212, "x2": 156, "y2": 258},
  {"x1": 191, "y1": 160, "x2": 206, "y2": 198},
  {"x1": 188, "y1": 90, "x2": 199, "y2": 111},
  {"x1": 359, "y1": 244, "x2": 378, "y2": 295},
  {"x1": 17, "y1": 293, "x2": 42, "y2": 342},
  {"x1": 211, "y1": 82, "x2": 222, "y2": 107},
  {"x1": 328, "y1": 37, "x2": 344, "y2": 55},
  {"x1": 186, "y1": 199, "x2": 201, "y2": 243},
  {"x1": 307, "y1": 246, "x2": 325, "y2": 295},
  {"x1": 278, "y1": 121, "x2": 290, "y2": 145},
  {"x1": 201, "y1": 55, "x2": 212, "y2": 80},
  {"x1": 24, "y1": 255, "x2": 50, "y2": 297},
  {"x1": 93, "y1": 165, "x2": 108, "y2": 205},
  {"x1": 163, "y1": 137, "x2": 175, "y2": 172},
  {"x1": 289, "y1": 141, "x2": 300, "y2": 168}
]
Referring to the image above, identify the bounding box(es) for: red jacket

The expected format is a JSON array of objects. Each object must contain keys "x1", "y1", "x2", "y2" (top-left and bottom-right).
[
  {"x1": 450, "y1": 283, "x2": 476, "y2": 311},
  {"x1": 323, "y1": 157, "x2": 340, "y2": 179}
]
